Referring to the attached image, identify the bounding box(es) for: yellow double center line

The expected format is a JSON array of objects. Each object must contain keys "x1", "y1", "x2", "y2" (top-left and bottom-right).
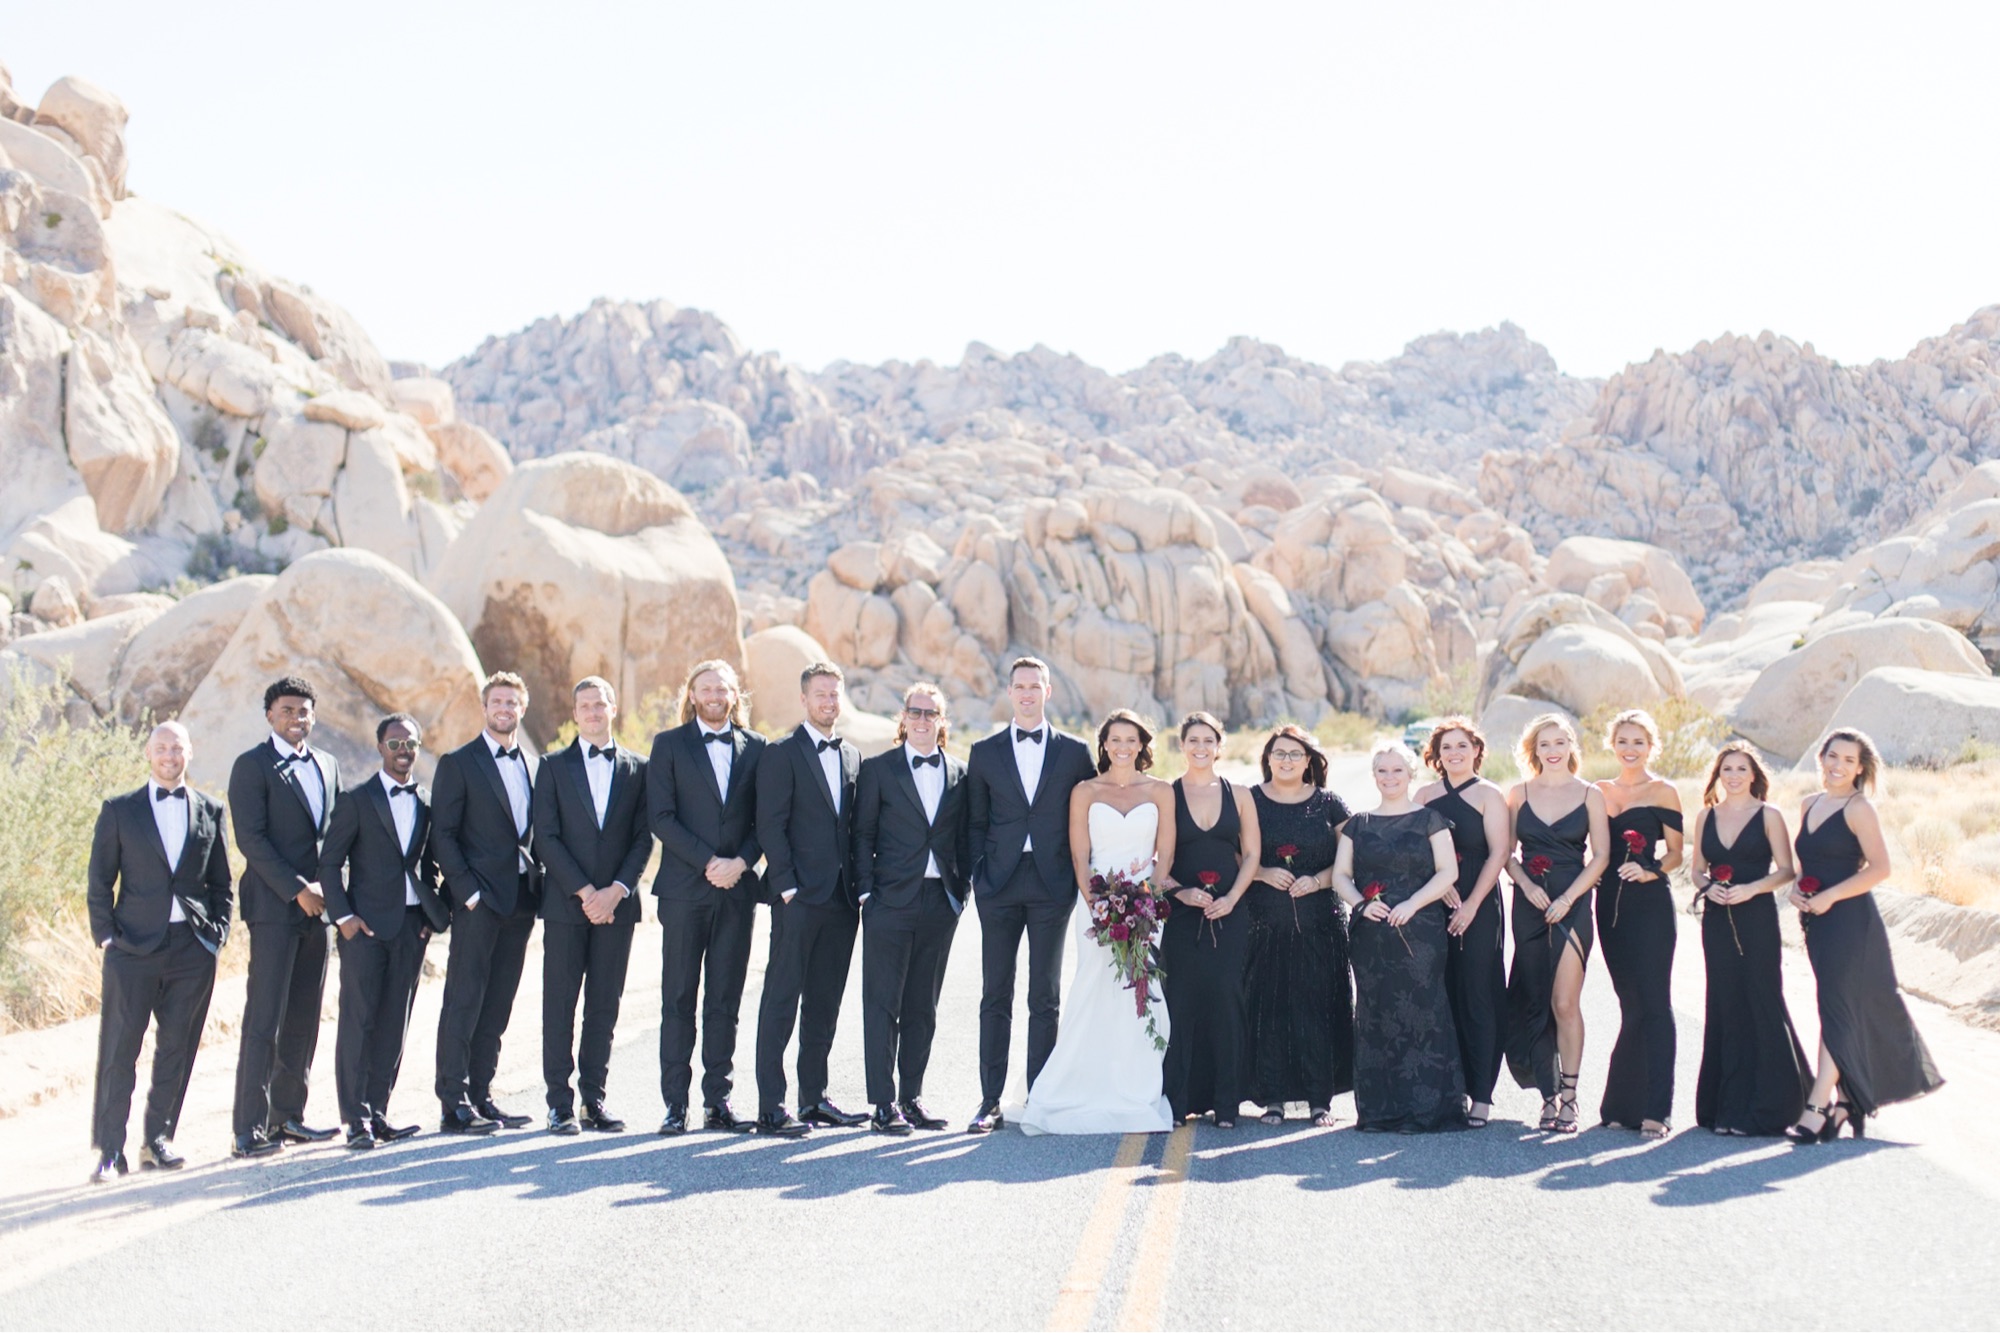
[{"x1": 1046, "y1": 1124, "x2": 1196, "y2": 1332}]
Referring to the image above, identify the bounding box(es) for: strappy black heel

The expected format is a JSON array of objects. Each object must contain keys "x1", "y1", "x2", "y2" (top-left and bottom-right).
[
  {"x1": 1553, "y1": 1072, "x2": 1580, "y2": 1134},
  {"x1": 1786, "y1": 1102, "x2": 1833, "y2": 1144},
  {"x1": 1537, "y1": 1095, "x2": 1560, "y2": 1132}
]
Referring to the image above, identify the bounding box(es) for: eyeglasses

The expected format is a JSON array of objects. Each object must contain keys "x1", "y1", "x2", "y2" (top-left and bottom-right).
[
  {"x1": 903, "y1": 707, "x2": 941, "y2": 720},
  {"x1": 1269, "y1": 749, "x2": 1308, "y2": 762},
  {"x1": 383, "y1": 740, "x2": 422, "y2": 753}
]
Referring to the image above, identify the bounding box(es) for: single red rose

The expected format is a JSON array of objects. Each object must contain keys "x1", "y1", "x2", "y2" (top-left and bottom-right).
[
  {"x1": 1622, "y1": 829, "x2": 1647, "y2": 853},
  {"x1": 1526, "y1": 855, "x2": 1553, "y2": 878},
  {"x1": 1198, "y1": 871, "x2": 1221, "y2": 888},
  {"x1": 1710, "y1": 864, "x2": 1734, "y2": 884},
  {"x1": 1361, "y1": 882, "x2": 1386, "y2": 901},
  {"x1": 1276, "y1": 844, "x2": 1299, "y2": 860},
  {"x1": 1798, "y1": 877, "x2": 1821, "y2": 896}
]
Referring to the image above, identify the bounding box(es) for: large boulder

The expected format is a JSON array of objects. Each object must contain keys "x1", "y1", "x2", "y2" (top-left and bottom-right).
[
  {"x1": 428, "y1": 453, "x2": 742, "y2": 746},
  {"x1": 34, "y1": 76, "x2": 129, "y2": 199},
  {"x1": 9, "y1": 604, "x2": 162, "y2": 715},
  {"x1": 1732, "y1": 619, "x2": 1991, "y2": 761},
  {"x1": 0, "y1": 286, "x2": 84, "y2": 544},
  {"x1": 179, "y1": 550, "x2": 485, "y2": 778},
  {"x1": 1513, "y1": 622, "x2": 1667, "y2": 717},
  {"x1": 1819, "y1": 667, "x2": 2000, "y2": 769},
  {"x1": 426, "y1": 420, "x2": 512, "y2": 502},
  {"x1": 744, "y1": 624, "x2": 832, "y2": 733},
  {"x1": 111, "y1": 575, "x2": 273, "y2": 725},
  {"x1": 64, "y1": 326, "x2": 180, "y2": 533},
  {"x1": 1544, "y1": 535, "x2": 1705, "y2": 635}
]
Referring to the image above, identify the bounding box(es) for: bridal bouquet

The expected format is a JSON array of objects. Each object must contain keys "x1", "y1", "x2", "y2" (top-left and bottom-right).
[{"x1": 1086, "y1": 866, "x2": 1172, "y2": 1051}]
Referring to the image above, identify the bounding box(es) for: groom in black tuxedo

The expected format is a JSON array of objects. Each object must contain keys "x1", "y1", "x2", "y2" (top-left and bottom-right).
[
  {"x1": 964, "y1": 656, "x2": 1095, "y2": 1132},
  {"x1": 86, "y1": 722, "x2": 232, "y2": 1182}
]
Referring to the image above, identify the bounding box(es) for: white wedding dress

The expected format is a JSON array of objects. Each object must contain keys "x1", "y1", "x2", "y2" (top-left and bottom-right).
[{"x1": 1018, "y1": 802, "x2": 1173, "y2": 1135}]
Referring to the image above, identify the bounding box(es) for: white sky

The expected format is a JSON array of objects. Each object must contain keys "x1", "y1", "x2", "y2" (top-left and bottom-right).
[{"x1": 7, "y1": 2, "x2": 1998, "y2": 379}]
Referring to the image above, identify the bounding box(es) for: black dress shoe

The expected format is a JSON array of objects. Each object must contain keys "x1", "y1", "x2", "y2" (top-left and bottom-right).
[
  {"x1": 800, "y1": 1099, "x2": 866, "y2": 1128},
  {"x1": 899, "y1": 1098, "x2": 948, "y2": 1131},
  {"x1": 275, "y1": 1119, "x2": 337, "y2": 1144},
  {"x1": 370, "y1": 1116, "x2": 420, "y2": 1142},
  {"x1": 90, "y1": 1152, "x2": 129, "y2": 1183},
  {"x1": 475, "y1": 1100, "x2": 532, "y2": 1130},
  {"x1": 966, "y1": 1102, "x2": 1005, "y2": 1134},
  {"x1": 439, "y1": 1107, "x2": 498, "y2": 1135},
  {"x1": 580, "y1": 1103, "x2": 626, "y2": 1133},
  {"x1": 755, "y1": 1110, "x2": 811, "y2": 1138},
  {"x1": 548, "y1": 1108, "x2": 581, "y2": 1136},
  {"x1": 139, "y1": 1137, "x2": 184, "y2": 1170},
  {"x1": 658, "y1": 1105, "x2": 689, "y2": 1136},
  {"x1": 870, "y1": 1104, "x2": 913, "y2": 1135},
  {"x1": 345, "y1": 1125, "x2": 377, "y2": 1150},
  {"x1": 704, "y1": 1101, "x2": 754, "y2": 1133},
  {"x1": 232, "y1": 1130, "x2": 282, "y2": 1158}
]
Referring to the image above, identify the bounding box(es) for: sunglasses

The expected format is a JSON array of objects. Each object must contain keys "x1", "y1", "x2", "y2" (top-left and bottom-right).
[
  {"x1": 903, "y1": 707, "x2": 941, "y2": 720},
  {"x1": 383, "y1": 740, "x2": 422, "y2": 753}
]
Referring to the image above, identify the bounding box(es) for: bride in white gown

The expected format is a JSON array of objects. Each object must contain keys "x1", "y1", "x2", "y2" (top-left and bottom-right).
[{"x1": 1020, "y1": 711, "x2": 1178, "y2": 1135}]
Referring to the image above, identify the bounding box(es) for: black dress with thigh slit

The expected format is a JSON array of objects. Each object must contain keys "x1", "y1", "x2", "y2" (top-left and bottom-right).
[{"x1": 1504, "y1": 797, "x2": 1593, "y2": 1099}]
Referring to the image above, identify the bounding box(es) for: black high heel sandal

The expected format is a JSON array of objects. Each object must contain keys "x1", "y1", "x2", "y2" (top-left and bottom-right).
[
  {"x1": 1786, "y1": 1102, "x2": 1833, "y2": 1144},
  {"x1": 1537, "y1": 1095, "x2": 1560, "y2": 1132},
  {"x1": 1834, "y1": 1099, "x2": 1864, "y2": 1140},
  {"x1": 1553, "y1": 1073, "x2": 1580, "y2": 1134}
]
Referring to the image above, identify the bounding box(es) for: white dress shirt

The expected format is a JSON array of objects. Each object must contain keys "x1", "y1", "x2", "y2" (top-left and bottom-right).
[
  {"x1": 803, "y1": 721, "x2": 842, "y2": 815},
  {"x1": 907, "y1": 743, "x2": 945, "y2": 879},
  {"x1": 699, "y1": 722, "x2": 734, "y2": 796},
  {"x1": 149, "y1": 780, "x2": 189, "y2": 923},
  {"x1": 271, "y1": 732, "x2": 324, "y2": 826},
  {"x1": 1012, "y1": 722, "x2": 1047, "y2": 850},
  {"x1": 583, "y1": 740, "x2": 615, "y2": 828}
]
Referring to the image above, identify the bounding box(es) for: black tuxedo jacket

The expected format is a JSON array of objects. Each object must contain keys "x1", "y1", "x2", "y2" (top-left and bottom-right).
[
  {"x1": 317, "y1": 776, "x2": 449, "y2": 939},
  {"x1": 854, "y1": 747, "x2": 970, "y2": 911},
  {"x1": 965, "y1": 725, "x2": 1096, "y2": 899},
  {"x1": 756, "y1": 725, "x2": 860, "y2": 910},
  {"x1": 229, "y1": 738, "x2": 340, "y2": 927},
  {"x1": 87, "y1": 785, "x2": 233, "y2": 955},
  {"x1": 432, "y1": 736, "x2": 542, "y2": 915},
  {"x1": 534, "y1": 740, "x2": 651, "y2": 926},
  {"x1": 647, "y1": 720, "x2": 765, "y2": 904}
]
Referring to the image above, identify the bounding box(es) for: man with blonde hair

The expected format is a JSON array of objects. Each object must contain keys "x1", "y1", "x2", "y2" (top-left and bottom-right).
[{"x1": 646, "y1": 658, "x2": 766, "y2": 1135}]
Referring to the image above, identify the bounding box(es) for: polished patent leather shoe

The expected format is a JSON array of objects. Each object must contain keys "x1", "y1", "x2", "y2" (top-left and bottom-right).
[
  {"x1": 548, "y1": 1108, "x2": 581, "y2": 1136},
  {"x1": 658, "y1": 1105, "x2": 689, "y2": 1136},
  {"x1": 475, "y1": 1100, "x2": 532, "y2": 1129},
  {"x1": 870, "y1": 1104, "x2": 912, "y2": 1135},
  {"x1": 580, "y1": 1102, "x2": 625, "y2": 1133},
  {"x1": 800, "y1": 1099, "x2": 866, "y2": 1128},
  {"x1": 966, "y1": 1102, "x2": 1005, "y2": 1134},
  {"x1": 755, "y1": 1110, "x2": 811, "y2": 1138},
  {"x1": 344, "y1": 1125, "x2": 377, "y2": 1150},
  {"x1": 703, "y1": 1101, "x2": 754, "y2": 1133},
  {"x1": 139, "y1": 1137, "x2": 184, "y2": 1170},
  {"x1": 89, "y1": 1152, "x2": 129, "y2": 1183},
  {"x1": 232, "y1": 1130, "x2": 282, "y2": 1158},
  {"x1": 275, "y1": 1119, "x2": 337, "y2": 1144},
  {"x1": 439, "y1": 1107, "x2": 498, "y2": 1135},
  {"x1": 899, "y1": 1098, "x2": 948, "y2": 1131},
  {"x1": 370, "y1": 1116, "x2": 419, "y2": 1142}
]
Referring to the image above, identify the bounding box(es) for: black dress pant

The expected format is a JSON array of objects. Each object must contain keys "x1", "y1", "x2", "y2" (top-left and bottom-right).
[
  {"x1": 862, "y1": 884, "x2": 960, "y2": 1107},
  {"x1": 658, "y1": 891, "x2": 758, "y2": 1110},
  {"x1": 93, "y1": 925, "x2": 215, "y2": 1156},
  {"x1": 233, "y1": 918, "x2": 329, "y2": 1137},
  {"x1": 976, "y1": 862, "x2": 1072, "y2": 1105},
  {"x1": 333, "y1": 911, "x2": 429, "y2": 1126},
  {"x1": 755, "y1": 896, "x2": 858, "y2": 1115},
  {"x1": 542, "y1": 919, "x2": 636, "y2": 1112},
  {"x1": 435, "y1": 888, "x2": 536, "y2": 1112}
]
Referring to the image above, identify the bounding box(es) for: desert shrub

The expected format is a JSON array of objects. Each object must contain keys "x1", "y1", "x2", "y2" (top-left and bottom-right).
[{"x1": 1313, "y1": 711, "x2": 1381, "y2": 754}]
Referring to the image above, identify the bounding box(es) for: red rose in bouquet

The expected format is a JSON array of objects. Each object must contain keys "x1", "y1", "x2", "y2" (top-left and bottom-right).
[
  {"x1": 1796, "y1": 875, "x2": 1823, "y2": 932},
  {"x1": 1707, "y1": 864, "x2": 1742, "y2": 954}
]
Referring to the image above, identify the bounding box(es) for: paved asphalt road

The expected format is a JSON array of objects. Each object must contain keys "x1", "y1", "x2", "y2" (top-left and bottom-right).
[{"x1": 4, "y1": 757, "x2": 2000, "y2": 1329}]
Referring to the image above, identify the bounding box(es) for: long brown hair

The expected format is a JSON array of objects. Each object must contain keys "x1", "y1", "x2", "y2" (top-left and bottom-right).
[
  {"x1": 1700, "y1": 740, "x2": 1770, "y2": 806},
  {"x1": 677, "y1": 659, "x2": 749, "y2": 727},
  {"x1": 1096, "y1": 709, "x2": 1156, "y2": 773},
  {"x1": 1818, "y1": 727, "x2": 1883, "y2": 796}
]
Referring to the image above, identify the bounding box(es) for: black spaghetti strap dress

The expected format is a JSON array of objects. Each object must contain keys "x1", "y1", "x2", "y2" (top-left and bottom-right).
[
  {"x1": 1794, "y1": 798, "x2": 1944, "y2": 1117},
  {"x1": 1597, "y1": 803, "x2": 1683, "y2": 1128},
  {"x1": 1693, "y1": 805, "x2": 1811, "y2": 1135},
  {"x1": 1427, "y1": 776, "x2": 1506, "y2": 1106},
  {"x1": 1161, "y1": 778, "x2": 1249, "y2": 1122},
  {"x1": 1504, "y1": 796, "x2": 1594, "y2": 1098}
]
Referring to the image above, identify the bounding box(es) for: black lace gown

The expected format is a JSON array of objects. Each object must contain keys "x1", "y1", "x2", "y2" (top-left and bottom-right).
[
  {"x1": 1597, "y1": 804, "x2": 1683, "y2": 1127},
  {"x1": 1693, "y1": 805, "x2": 1811, "y2": 1135},
  {"x1": 1427, "y1": 777, "x2": 1506, "y2": 1105},
  {"x1": 1795, "y1": 799, "x2": 1944, "y2": 1117},
  {"x1": 1347, "y1": 808, "x2": 1466, "y2": 1132},
  {"x1": 1504, "y1": 796, "x2": 1595, "y2": 1098},
  {"x1": 1161, "y1": 778, "x2": 1249, "y2": 1121},
  {"x1": 1244, "y1": 787, "x2": 1354, "y2": 1109}
]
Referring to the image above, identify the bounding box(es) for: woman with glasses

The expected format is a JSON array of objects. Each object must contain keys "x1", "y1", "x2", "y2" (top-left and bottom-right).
[{"x1": 1243, "y1": 725, "x2": 1353, "y2": 1128}]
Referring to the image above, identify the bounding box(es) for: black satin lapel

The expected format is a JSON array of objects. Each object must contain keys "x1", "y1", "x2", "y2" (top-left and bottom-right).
[
  {"x1": 889, "y1": 753, "x2": 926, "y2": 822},
  {"x1": 564, "y1": 744, "x2": 597, "y2": 825},
  {"x1": 473, "y1": 742, "x2": 512, "y2": 826},
  {"x1": 368, "y1": 778, "x2": 399, "y2": 849}
]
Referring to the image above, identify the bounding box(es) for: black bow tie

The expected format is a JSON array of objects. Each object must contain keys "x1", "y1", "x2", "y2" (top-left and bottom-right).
[
  {"x1": 275, "y1": 750, "x2": 307, "y2": 765},
  {"x1": 1015, "y1": 729, "x2": 1043, "y2": 745},
  {"x1": 495, "y1": 746, "x2": 521, "y2": 762},
  {"x1": 390, "y1": 783, "x2": 417, "y2": 797},
  {"x1": 703, "y1": 729, "x2": 733, "y2": 745},
  {"x1": 588, "y1": 744, "x2": 614, "y2": 759},
  {"x1": 815, "y1": 738, "x2": 841, "y2": 754},
  {"x1": 155, "y1": 786, "x2": 187, "y2": 802},
  {"x1": 911, "y1": 752, "x2": 941, "y2": 769}
]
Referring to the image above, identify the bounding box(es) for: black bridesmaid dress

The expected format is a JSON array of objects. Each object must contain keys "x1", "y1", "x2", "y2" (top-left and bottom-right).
[
  {"x1": 1161, "y1": 778, "x2": 1249, "y2": 1122},
  {"x1": 1693, "y1": 805, "x2": 1811, "y2": 1135},
  {"x1": 1794, "y1": 797, "x2": 1944, "y2": 1117},
  {"x1": 1347, "y1": 808, "x2": 1465, "y2": 1132},
  {"x1": 1244, "y1": 787, "x2": 1354, "y2": 1111},
  {"x1": 1427, "y1": 777, "x2": 1506, "y2": 1109},
  {"x1": 1597, "y1": 803, "x2": 1683, "y2": 1128},
  {"x1": 1504, "y1": 795, "x2": 1594, "y2": 1098}
]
